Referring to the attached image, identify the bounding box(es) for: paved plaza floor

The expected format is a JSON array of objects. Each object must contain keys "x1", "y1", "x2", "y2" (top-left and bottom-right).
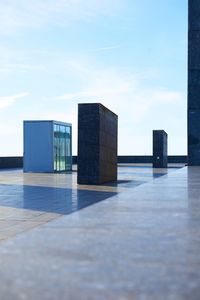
[
  {"x1": 0, "y1": 164, "x2": 179, "y2": 241},
  {"x1": 0, "y1": 164, "x2": 200, "y2": 300}
]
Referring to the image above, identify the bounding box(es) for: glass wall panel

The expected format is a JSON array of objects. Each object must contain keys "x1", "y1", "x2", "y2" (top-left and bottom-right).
[
  {"x1": 65, "y1": 126, "x2": 71, "y2": 171},
  {"x1": 60, "y1": 126, "x2": 65, "y2": 171},
  {"x1": 54, "y1": 124, "x2": 60, "y2": 171},
  {"x1": 53, "y1": 123, "x2": 72, "y2": 172}
]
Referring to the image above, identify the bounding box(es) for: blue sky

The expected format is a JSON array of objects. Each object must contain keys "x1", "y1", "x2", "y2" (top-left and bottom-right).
[{"x1": 0, "y1": 0, "x2": 187, "y2": 156}]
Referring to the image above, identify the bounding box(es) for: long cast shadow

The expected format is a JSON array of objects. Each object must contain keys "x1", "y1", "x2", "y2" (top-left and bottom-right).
[{"x1": 0, "y1": 184, "x2": 117, "y2": 215}]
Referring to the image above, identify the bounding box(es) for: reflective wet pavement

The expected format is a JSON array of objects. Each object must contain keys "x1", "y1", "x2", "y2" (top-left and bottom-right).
[
  {"x1": 1, "y1": 164, "x2": 200, "y2": 300},
  {"x1": 0, "y1": 164, "x2": 179, "y2": 241}
]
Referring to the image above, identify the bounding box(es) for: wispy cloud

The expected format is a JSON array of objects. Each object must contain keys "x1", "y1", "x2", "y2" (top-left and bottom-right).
[
  {"x1": 0, "y1": 0, "x2": 125, "y2": 33},
  {"x1": 58, "y1": 85, "x2": 131, "y2": 101},
  {"x1": 54, "y1": 58, "x2": 186, "y2": 155},
  {"x1": 58, "y1": 59, "x2": 184, "y2": 122},
  {"x1": 0, "y1": 92, "x2": 30, "y2": 109},
  {"x1": 0, "y1": 63, "x2": 46, "y2": 73},
  {"x1": 0, "y1": 46, "x2": 47, "y2": 75},
  {"x1": 93, "y1": 45, "x2": 123, "y2": 52}
]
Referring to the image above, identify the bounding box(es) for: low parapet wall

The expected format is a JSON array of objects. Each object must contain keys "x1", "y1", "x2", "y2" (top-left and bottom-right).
[
  {"x1": 0, "y1": 155, "x2": 187, "y2": 169},
  {"x1": 73, "y1": 155, "x2": 187, "y2": 165},
  {"x1": 117, "y1": 156, "x2": 187, "y2": 164},
  {"x1": 0, "y1": 157, "x2": 23, "y2": 169}
]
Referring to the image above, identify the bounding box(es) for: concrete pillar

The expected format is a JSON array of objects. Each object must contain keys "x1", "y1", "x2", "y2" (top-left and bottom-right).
[
  {"x1": 188, "y1": 0, "x2": 200, "y2": 165},
  {"x1": 78, "y1": 103, "x2": 118, "y2": 184},
  {"x1": 153, "y1": 130, "x2": 168, "y2": 168}
]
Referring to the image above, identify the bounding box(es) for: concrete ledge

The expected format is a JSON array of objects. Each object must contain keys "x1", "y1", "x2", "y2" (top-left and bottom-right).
[
  {"x1": 74, "y1": 155, "x2": 187, "y2": 164},
  {"x1": 0, "y1": 157, "x2": 23, "y2": 169},
  {"x1": 0, "y1": 156, "x2": 187, "y2": 169}
]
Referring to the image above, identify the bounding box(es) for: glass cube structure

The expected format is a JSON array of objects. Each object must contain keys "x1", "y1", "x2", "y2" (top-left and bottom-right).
[{"x1": 23, "y1": 120, "x2": 72, "y2": 173}]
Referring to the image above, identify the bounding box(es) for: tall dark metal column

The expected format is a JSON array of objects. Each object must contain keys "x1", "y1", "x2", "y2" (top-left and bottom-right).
[
  {"x1": 153, "y1": 130, "x2": 168, "y2": 168},
  {"x1": 78, "y1": 103, "x2": 118, "y2": 185},
  {"x1": 188, "y1": 0, "x2": 200, "y2": 165}
]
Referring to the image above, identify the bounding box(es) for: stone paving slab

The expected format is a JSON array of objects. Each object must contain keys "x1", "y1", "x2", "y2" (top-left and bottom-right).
[
  {"x1": 0, "y1": 165, "x2": 178, "y2": 241},
  {"x1": 0, "y1": 167, "x2": 199, "y2": 299}
]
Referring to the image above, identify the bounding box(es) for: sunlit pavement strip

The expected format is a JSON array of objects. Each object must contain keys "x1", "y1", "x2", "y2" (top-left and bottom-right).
[
  {"x1": 0, "y1": 164, "x2": 182, "y2": 242},
  {"x1": 0, "y1": 166, "x2": 200, "y2": 299}
]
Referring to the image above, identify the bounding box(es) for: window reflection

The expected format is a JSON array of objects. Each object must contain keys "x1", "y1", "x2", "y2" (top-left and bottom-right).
[{"x1": 54, "y1": 123, "x2": 72, "y2": 172}]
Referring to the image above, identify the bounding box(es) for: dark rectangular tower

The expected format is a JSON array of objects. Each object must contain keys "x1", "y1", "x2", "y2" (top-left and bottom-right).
[
  {"x1": 188, "y1": 0, "x2": 200, "y2": 165},
  {"x1": 78, "y1": 103, "x2": 118, "y2": 184},
  {"x1": 153, "y1": 130, "x2": 168, "y2": 168}
]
